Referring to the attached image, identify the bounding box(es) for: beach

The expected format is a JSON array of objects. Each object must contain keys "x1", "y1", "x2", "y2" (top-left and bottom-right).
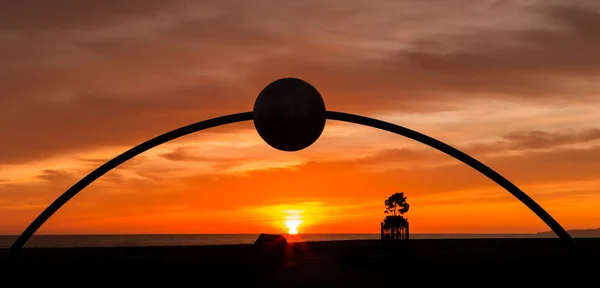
[{"x1": 2, "y1": 238, "x2": 599, "y2": 286}]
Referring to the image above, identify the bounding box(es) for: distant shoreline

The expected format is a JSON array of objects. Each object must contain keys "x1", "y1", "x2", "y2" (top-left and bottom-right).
[{"x1": 1, "y1": 231, "x2": 599, "y2": 249}]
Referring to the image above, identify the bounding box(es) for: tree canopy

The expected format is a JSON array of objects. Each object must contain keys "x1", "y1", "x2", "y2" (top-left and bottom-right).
[{"x1": 384, "y1": 192, "x2": 409, "y2": 217}]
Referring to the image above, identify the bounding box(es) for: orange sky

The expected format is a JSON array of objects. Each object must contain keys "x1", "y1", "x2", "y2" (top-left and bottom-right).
[{"x1": 1, "y1": 0, "x2": 600, "y2": 235}]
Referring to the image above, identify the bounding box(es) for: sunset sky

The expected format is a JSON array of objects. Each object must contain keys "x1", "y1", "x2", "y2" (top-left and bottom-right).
[{"x1": 1, "y1": 0, "x2": 600, "y2": 235}]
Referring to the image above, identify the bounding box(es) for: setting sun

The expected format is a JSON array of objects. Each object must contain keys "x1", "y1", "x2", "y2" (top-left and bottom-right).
[{"x1": 285, "y1": 219, "x2": 301, "y2": 235}]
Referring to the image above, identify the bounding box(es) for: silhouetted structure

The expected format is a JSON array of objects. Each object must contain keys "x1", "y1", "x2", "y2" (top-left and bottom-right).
[
  {"x1": 381, "y1": 192, "x2": 410, "y2": 241},
  {"x1": 1, "y1": 77, "x2": 584, "y2": 267}
]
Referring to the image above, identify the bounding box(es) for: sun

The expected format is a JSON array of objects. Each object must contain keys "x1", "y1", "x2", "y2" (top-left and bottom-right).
[
  {"x1": 284, "y1": 219, "x2": 301, "y2": 235},
  {"x1": 288, "y1": 226, "x2": 298, "y2": 235}
]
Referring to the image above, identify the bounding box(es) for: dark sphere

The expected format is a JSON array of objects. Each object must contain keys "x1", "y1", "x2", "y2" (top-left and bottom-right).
[{"x1": 253, "y1": 78, "x2": 326, "y2": 152}]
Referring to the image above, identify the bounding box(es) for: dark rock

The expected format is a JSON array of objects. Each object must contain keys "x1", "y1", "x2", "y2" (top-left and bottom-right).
[{"x1": 252, "y1": 234, "x2": 287, "y2": 268}]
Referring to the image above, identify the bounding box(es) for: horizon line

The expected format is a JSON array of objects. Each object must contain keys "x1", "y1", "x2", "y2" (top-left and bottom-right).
[{"x1": 0, "y1": 232, "x2": 559, "y2": 236}]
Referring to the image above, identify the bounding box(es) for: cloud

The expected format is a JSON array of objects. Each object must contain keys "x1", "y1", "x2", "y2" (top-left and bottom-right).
[
  {"x1": 1, "y1": 1, "x2": 600, "y2": 166},
  {"x1": 159, "y1": 146, "x2": 241, "y2": 163},
  {"x1": 501, "y1": 129, "x2": 600, "y2": 150},
  {"x1": 35, "y1": 169, "x2": 79, "y2": 183},
  {"x1": 314, "y1": 127, "x2": 600, "y2": 172},
  {"x1": 460, "y1": 128, "x2": 600, "y2": 158},
  {"x1": 0, "y1": 88, "x2": 259, "y2": 165},
  {"x1": 244, "y1": 1, "x2": 600, "y2": 111},
  {"x1": 351, "y1": 145, "x2": 600, "y2": 197}
]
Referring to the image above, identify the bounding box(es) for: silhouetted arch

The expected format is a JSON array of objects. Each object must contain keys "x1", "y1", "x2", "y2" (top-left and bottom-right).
[{"x1": 0, "y1": 111, "x2": 583, "y2": 266}]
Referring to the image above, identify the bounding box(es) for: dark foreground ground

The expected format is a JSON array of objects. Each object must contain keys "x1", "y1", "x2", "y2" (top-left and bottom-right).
[{"x1": 2, "y1": 238, "x2": 599, "y2": 286}]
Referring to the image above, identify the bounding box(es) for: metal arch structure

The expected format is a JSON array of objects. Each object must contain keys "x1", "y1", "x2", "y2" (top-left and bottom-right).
[{"x1": 0, "y1": 110, "x2": 585, "y2": 266}]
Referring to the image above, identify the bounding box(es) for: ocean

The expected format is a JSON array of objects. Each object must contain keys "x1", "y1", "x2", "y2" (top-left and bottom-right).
[{"x1": 0, "y1": 233, "x2": 554, "y2": 248}]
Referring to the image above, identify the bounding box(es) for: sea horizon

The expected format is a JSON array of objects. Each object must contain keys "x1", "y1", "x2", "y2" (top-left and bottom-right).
[{"x1": 0, "y1": 232, "x2": 572, "y2": 249}]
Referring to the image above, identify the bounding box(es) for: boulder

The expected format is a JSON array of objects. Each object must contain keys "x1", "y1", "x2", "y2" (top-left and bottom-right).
[{"x1": 252, "y1": 234, "x2": 287, "y2": 267}]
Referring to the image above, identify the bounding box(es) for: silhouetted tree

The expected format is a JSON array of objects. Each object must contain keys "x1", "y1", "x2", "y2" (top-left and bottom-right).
[
  {"x1": 384, "y1": 192, "x2": 409, "y2": 217},
  {"x1": 382, "y1": 192, "x2": 410, "y2": 240}
]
